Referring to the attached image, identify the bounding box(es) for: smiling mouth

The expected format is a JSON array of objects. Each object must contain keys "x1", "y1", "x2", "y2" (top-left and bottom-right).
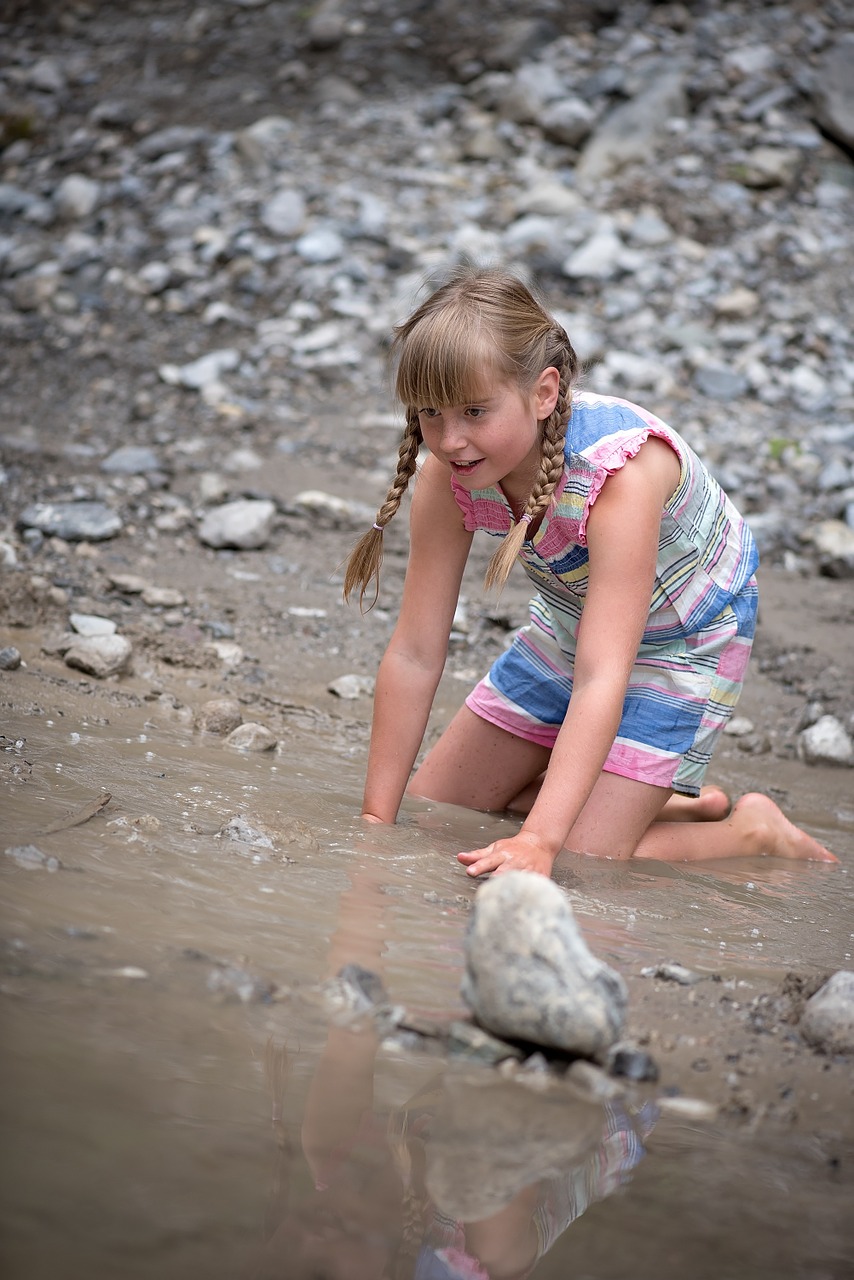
[{"x1": 450, "y1": 459, "x2": 484, "y2": 474}]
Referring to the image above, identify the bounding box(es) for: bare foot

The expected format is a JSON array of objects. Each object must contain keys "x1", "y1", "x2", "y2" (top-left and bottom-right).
[
  {"x1": 732, "y1": 793, "x2": 838, "y2": 863},
  {"x1": 660, "y1": 785, "x2": 732, "y2": 823}
]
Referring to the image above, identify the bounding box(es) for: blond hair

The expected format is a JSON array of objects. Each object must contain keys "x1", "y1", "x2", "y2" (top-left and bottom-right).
[{"x1": 343, "y1": 265, "x2": 579, "y2": 607}]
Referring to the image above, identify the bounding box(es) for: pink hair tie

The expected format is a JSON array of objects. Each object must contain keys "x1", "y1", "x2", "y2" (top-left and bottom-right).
[
  {"x1": 372, "y1": 522, "x2": 385, "y2": 532},
  {"x1": 519, "y1": 513, "x2": 533, "y2": 525}
]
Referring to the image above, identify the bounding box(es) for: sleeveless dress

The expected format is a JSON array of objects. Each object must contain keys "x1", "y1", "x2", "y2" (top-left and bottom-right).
[{"x1": 450, "y1": 392, "x2": 759, "y2": 797}]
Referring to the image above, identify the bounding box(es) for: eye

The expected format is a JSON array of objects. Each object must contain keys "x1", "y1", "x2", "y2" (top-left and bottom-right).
[
  {"x1": 465, "y1": 406, "x2": 487, "y2": 418},
  {"x1": 419, "y1": 407, "x2": 440, "y2": 418}
]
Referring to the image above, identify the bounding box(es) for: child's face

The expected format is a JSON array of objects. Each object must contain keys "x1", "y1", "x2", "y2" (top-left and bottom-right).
[{"x1": 417, "y1": 369, "x2": 559, "y2": 498}]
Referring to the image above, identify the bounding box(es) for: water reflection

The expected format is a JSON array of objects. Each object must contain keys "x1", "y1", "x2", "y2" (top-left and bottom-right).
[{"x1": 245, "y1": 866, "x2": 655, "y2": 1280}]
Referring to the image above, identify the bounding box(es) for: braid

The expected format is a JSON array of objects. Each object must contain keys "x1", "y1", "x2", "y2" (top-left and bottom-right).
[
  {"x1": 342, "y1": 409, "x2": 422, "y2": 609},
  {"x1": 484, "y1": 343, "x2": 576, "y2": 592}
]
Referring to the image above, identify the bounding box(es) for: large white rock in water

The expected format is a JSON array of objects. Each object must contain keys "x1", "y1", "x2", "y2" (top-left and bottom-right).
[
  {"x1": 198, "y1": 499, "x2": 276, "y2": 549},
  {"x1": 462, "y1": 871, "x2": 627, "y2": 1058},
  {"x1": 800, "y1": 971, "x2": 854, "y2": 1054}
]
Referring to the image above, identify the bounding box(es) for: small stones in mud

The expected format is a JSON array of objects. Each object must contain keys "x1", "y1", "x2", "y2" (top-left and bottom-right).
[
  {"x1": 17, "y1": 501, "x2": 123, "y2": 542},
  {"x1": 640, "y1": 961, "x2": 705, "y2": 986},
  {"x1": 797, "y1": 715, "x2": 854, "y2": 767},
  {"x1": 4, "y1": 844, "x2": 61, "y2": 872},
  {"x1": 216, "y1": 813, "x2": 276, "y2": 850},
  {"x1": 462, "y1": 872, "x2": 628, "y2": 1059},
  {"x1": 197, "y1": 697, "x2": 243, "y2": 735},
  {"x1": 327, "y1": 673, "x2": 376, "y2": 700},
  {"x1": 198, "y1": 498, "x2": 276, "y2": 550},
  {"x1": 0, "y1": 647, "x2": 22, "y2": 671},
  {"x1": 207, "y1": 961, "x2": 277, "y2": 1004},
  {"x1": 64, "y1": 634, "x2": 133, "y2": 679},
  {"x1": 320, "y1": 963, "x2": 400, "y2": 1031},
  {"x1": 446, "y1": 1020, "x2": 525, "y2": 1066},
  {"x1": 224, "y1": 722, "x2": 277, "y2": 752},
  {"x1": 799, "y1": 971, "x2": 854, "y2": 1054}
]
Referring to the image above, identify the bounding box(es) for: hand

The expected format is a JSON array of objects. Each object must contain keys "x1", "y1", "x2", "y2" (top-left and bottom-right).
[{"x1": 457, "y1": 830, "x2": 557, "y2": 878}]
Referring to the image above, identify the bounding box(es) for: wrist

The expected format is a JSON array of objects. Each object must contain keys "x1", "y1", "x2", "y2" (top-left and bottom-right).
[{"x1": 518, "y1": 823, "x2": 562, "y2": 862}]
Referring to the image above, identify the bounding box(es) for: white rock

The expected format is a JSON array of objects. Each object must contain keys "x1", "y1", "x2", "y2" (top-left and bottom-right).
[
  {"x1": 64, "y1": 634, "x2": 133, "y2": 678},
  {"x1": 328, "y1": 674, "x2": 376, "y2": 699},
  {"x1": 69, "y1": 613, "x2": 117, "y2": 637},
  {"x1": 260, "y1": 188, "x2": 306, "y2": 237},
  {"x1": 798, "y1": 715, "x2": 853, "y2": 767},
  {"x1": 294, "y1": 227, "x2": 344, "y2": 263},
  {"x1": 198, "y1": 498, "x2": 276, "y2": 549},
  {"x1": 562, "y1": 228, "x2": 623, "y2": 280},
  {"x1": 800, "y1": 971, "x2": 854, "y2": 1053},
  {"x1": 159, "y1": 349, "x2": 240, "y2": 389},
  {"x1": 225, "y1": 722, "x2": 278, "y2": 752},
  {"x1": 54, "y1": 174, "x2": 100, "y2": 219}
]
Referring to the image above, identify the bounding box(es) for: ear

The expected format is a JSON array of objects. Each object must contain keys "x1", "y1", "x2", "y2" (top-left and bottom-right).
[{"x1": 533, "y1": 366, "x2": 560, "y2": 421}]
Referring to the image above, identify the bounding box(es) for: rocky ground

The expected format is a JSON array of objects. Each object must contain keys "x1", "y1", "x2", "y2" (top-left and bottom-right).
[{"x1": 1, "y1": 0, "x2": 854, "y2": 1152}]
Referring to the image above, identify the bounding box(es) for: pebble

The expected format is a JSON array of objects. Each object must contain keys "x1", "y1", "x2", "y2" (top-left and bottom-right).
[
  {"x1": 799, "y1": 970, "x2": 854, "y2": 1054},
  {"x1": 797, "y1": 715, "x2": 854, "y2": 767},
  {"x1": 197, "y1": 698, "x2": 243, "y2": 735},
  {"x1": 0, "y1": 647, "x2": 22, "y2": 671},
  {"x1": 17, "y1": 501, "x2": 123, "y2": 542},
  {"x1": 198, "y1": 498, "x2": 276, "y2": 549},
  {"x1": 64, "y1": 634, "x2": 133, "y2": 678},
  {"x1": 101, "y1": 446, "x2": 162, "y2": 475},
  {"x1": 69, "y1": 613, "x2": 117, "y2": 637},
  {"x1": 224, "y1": 722, "x2": 277, "y2": 752},
  {"x1": 4, "y1": 844, "x2": 61, "y2": 872},
  {"x1": 328, "y1": 674, "x2": 375, "y2": 700},
  {"x1": 461, "y1": 871, "x2": 627, "y2": 1059}
]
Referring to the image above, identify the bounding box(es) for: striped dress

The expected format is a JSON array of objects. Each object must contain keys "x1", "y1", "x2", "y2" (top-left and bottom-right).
[{"x1": 453, "y1": 392, "x2": 759, "y2": 796}]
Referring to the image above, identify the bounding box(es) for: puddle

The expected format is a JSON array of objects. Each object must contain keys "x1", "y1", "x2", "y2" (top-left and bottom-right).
[{"x1": 2, "y1": 702, "x2": 853, "y2": 1278}]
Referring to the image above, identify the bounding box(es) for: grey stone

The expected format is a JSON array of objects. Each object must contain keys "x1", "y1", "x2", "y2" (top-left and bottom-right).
[
  {"x1": 0, "y1": 647, "x2": 22, "y2": 670},
  {"x1": 5, "y1": 844, "x2": 61, "y2": 871},
  {"x1": 54, "y1": 174, "x2": 100, "y2": 220},
  {"x1": 69, "y1": 613, "x2": 117, "y2": 637},
  {"x1": 224, "y1": 722, "x2": 277, "y2": 751},
  {"x1": 140, "y1": 585, "x2": 185, "y2": 608},
  {"x1": 216, "y1": 813, "x2": 276, "y2": 848},
  {"x1": 576, "y1": 69, "x2": 688, "y2": 184},
  {"x1": 64, "y1": 634, "x2": 133, "y2": 678},
  {"x1": 137, "y1": 126, "x2": 207, "y2": 160},
  {"x1": 812, "y1": 34, "x2": 854, "y2": 154},
  {"x1": 461, "y1": 872, "x2": 628, "y2": 1059},
  {"x1": 693, "y1": 364, "x2": 749, "y2": 401},
  {"x1": 207, "y1": 963, "x2": 276, "y2": 1004},
  {"x1": 197, "y1": 698, "x2": 243, "y2": 735},
  {"x1": 198, "y1": 498, "x2": 276, "y2": 549},
  {"x1": 538, "y1": 97, "x2": 595, "y2": 148},
  {"x1": 260, "y1": 188, "x2": 306, "y2": 237},
  {"x1": 294, "y1": 227, "x2": 344, "y2": 263},
  {"x1": 797, "y1": 715, "x2": 853, "y2": 767},
  {"x1": 17, "y1": 501, "x2": 122, "y2": 541},
  {"x1": 800, "y1": 971, "x2": 854, "y2": 1054},
  {"x1": 159, "y1": 349, "x2": 240, "y2": 390},
  {"x1": 327, "y1": 673, "x2": 375, "y2": 699},
  {"x1": 562, "y1": 228, "x2": 623, "y2": 281},
  {"x1": 803, "y1": 520, "x2": 854, "y2": 579}
]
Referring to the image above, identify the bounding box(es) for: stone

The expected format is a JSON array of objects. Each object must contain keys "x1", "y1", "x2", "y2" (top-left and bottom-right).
[
  {"x1": 291, "y1": 490, "x2": 376, "y2": 528},
  {"x1": 216, "y1": 813, "x2": 276, "y2": 849},
  {"x1": 461, "y1": 871, "x2": 628, "y2": 1059},
  {"x1": 54, "y1": 174, "x2": 100, "y2": 219},
  {"x1": 224, "y1": 722, "x2": 277, "y2": 751},
  {"x1": 101, "y1": 445, "x2": 162, "y2": 475},
  {"x1": 5, "y1": 844, "x2": 61, "y2": 871},
  {"x1": 198, "y1": 498, "x2": 276, "y2": 549},
  {"x1": 562, "y1": 228, "x2": 623, "y2": 280},
  {"x1": 803, "y1": 520, "x2": 854, "y2": 578},
  {"x1": 141, "y1": 585, "x2": 185, "y2": 608},
  {"x1": 69, "y1": 613, "x2": 117, "y2": 637},
  {"x1": 197, "y1": 698, "x2": 243, "y2": 735},
  {"x1": 538, "y1": 97, "x2": 595, "y2": 148},
  {"x1": 17, "y1": 501, "x2": 123, "y2": 541},
  {"x1": 328, "y1": 673, "x2": 375, "y2": 699},
  {"x1": 693, "y1": 364, "x2": 749, "y2": 401},
  {"x1": 800, "y1": 971, "x2": 854, "y2": 1054},
  {"x1": 64, "y1": 634, "x2": 133, "y2": 678},
  {"x1": 0, "y1": 646, "x2": 22, "y2": 670},
  {"x1": 576, "y1": 69, "x2": 687, "y2": 184},
  {"x1": 260, "y1": 188, "x2": 306, "y2": 237},
  {"x1": 812, "y1": 34, "x2": 854, "y2": 154},
  {"x1": 736, "y1": 147, "x2": 802, "y2": 189},
  {"x1": 159, "y1": 349, "x2": 240, "y2": 390},
  {"x1": 294, "y1": 227, "x2": 344, "y2": 264},
  {"x1": 797, "y1": 715, "x2": 853, "y2": 767}
]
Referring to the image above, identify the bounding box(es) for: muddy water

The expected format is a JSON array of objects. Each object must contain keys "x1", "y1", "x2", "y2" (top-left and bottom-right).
[{"x1": 1, "y1": 701, "x2": 853, "y2": 1280}]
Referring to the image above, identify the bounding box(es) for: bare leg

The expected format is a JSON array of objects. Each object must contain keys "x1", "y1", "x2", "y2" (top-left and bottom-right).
[
  {"x1": 631, "y1": 793, "x2": 838, "y2": 863},
  {"x1": 507, "y1": 775, "x2": 731, "y2": 823},
  {"x1": 410, "y1": 707, "x2": 836, "y2": 866}
]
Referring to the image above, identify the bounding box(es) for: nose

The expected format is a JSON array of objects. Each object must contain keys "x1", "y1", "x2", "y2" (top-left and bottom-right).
[{"x1": 437, "y1": 413, "x2": 467, "y2": 453}]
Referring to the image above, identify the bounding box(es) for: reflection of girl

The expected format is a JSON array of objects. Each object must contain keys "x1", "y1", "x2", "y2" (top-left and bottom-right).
[{"x1": 245, "y1": 1032, "x2": 655, "y2": 1280}]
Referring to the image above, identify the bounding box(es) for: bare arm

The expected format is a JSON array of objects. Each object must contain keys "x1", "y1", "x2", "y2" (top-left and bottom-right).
[
  {"x1": 460, "y1": 437, "x2": 679, "y2": 875},
  {"x1": 362, "y1": 454, "x2": 473, "y2": 823}
]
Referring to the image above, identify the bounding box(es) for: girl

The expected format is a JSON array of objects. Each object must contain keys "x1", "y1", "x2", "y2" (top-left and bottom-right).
[{"x1": 344, "y1": 266, "x2": 836, "y2": 877}]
